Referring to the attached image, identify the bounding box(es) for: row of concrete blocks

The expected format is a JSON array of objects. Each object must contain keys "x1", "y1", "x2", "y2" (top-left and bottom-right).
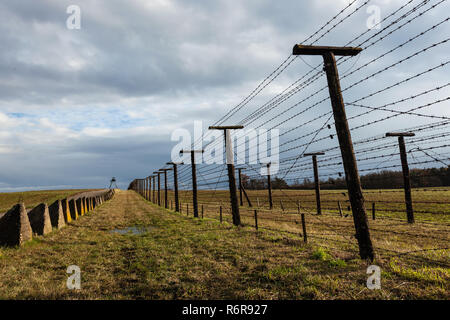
[{"x1": 0, "y1": 189, "x2": 115, "y2": 247}]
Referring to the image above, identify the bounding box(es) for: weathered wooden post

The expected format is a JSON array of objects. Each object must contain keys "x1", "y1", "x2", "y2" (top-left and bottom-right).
[
  {"x1": 167, "y1": 161, "x2": 183, "y2": 212},
  {"x1": 338, "y1": 201, "x2": 343, "y2": 217},
  {"x1": 305, "y1": 152, "x2": 325, "y2": 215},
  {"x1": 293, "y1": 44, "x2": 374, "y2": 260},
  {"x1": 146, "y1": 177, "x2": 151, "y2": 201},
  {"x1": 242, "y1": 186, "x2": 253, "y2": 207},
  {"x1": 159, "y1": 168, "x2": 172, "y2": 209},
  {"x1": 153, "y1": 171, "x2": 161, "y2": 206},
  {"x1": 254, "y1": 210, "x2": 258, "y2": 230},
  {"x1": 265, "y1": 163, "x2": 273, "y2": 209},
  {"x1": 209, "y1": 126, "x2": 244, "y2": 226},
  {"x1": 238, "y1": 168, "x2": 244, "y2": 206},
  {"x1": 238, "y1": 167, "x2": 252, "y2": 207},
  {"x1": 144, "y1": 178, "x2": 147, "y2": 200},
  {"x1": 180, "y1": 150, "x2": 204, "y2": 218},
  {"x1": 148, "y1": 176, "x2": 152, "y2": 201},
  {"x1": 220, "y1": 206, "x2": 223, "y2": 223},
  {"x1": 386, "y1": 132, "x2": 415, "y2": 224},
  {"x1": 301, "y1": 213, "x2": 307, "y2": 243},
  {"x1": 152, "y1": 175, "x2": 156, "y2": 203},
  {"x1": 142, "y1": 178, "x2": 146, "y2": 199}
]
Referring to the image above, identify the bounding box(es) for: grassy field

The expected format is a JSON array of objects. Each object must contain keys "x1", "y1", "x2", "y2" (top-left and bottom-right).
[
  {"x1": 174, "y1": 187, "x2": 450, "y2": 223},
  {"x1": 0, "y1": 190, "x2": 448, "y2": 299},
  {"x1": 0, "y1": 189, "x2": 92, "y2": 212}
]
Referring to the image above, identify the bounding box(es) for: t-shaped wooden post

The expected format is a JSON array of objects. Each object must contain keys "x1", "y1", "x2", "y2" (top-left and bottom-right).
[
  {"x1": 148, "y1": 176, "x2": 152, "y2": 202},
  {"x1": 152, "y1": 175, "x2": 156, "y2": 203},
  {"x1": 264, "y1": 163, "x2": 274, "y2": 210},
  {"x1": 209, "y1": 125, "x2": 244, "y2": 226},
  {"x1": 167, "y1": 161, "x2": 183, "y2": 212},
  {"x1": 293, "y1": 44, "x2": 374, "y2": 260},
  {"x1": 159, "y1": 168, "x2": 173, "y2": 209},
  {"x1": 153, "y1": 171, "x2": 162, "y2": 206},
  {"x1": 180, "y1": 150, "x2": 204, "y2": 218},
  {"x1": 304, "y1": 152, "x2": 325, "y2": 215},
  {"x1": 386, "y1": 132, "x2": 416, "y2": 223}
]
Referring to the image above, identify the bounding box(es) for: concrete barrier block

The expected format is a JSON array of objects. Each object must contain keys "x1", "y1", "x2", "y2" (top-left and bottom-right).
[
  {"x1": 82, "y1": 197, "x2": 87, "y2": 214},
  {"x1": 0, "y1": 203, "x2": 33, "y2": 246},
  {"x1": 69, "y1": 199, "x2": 78, "y2": 220},
  {"x1": 76, "y1": 198, "x2": 84, "y2": 216},
  {"x1": 48, "y1": 200, "x2": 66, "y2": 229},
  {"x1": 28, "y1": 203, "x2": 53, "y2": 236},
  {"x1": 61, "y1": 198, "x2": 72, "y2": 223}
]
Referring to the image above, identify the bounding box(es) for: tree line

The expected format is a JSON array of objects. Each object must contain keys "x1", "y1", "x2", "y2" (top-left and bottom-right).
[{"x1": 242, "y1": 166, "x2": 450, "y2": 190}]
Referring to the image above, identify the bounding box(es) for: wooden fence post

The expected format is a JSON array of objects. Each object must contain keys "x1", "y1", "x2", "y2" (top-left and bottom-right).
[
  {"x1": 167, "y1": 161, "x2": 182, "y2": 212},
  {"x1": 180, "y1": 150, "x2": 203, "y2": 218},
  {"x1": 301, "y1": 213, "x2": 307, "y2": 243},
  {"x1": 238, "y1": 168, "x2": 244, "y2": 206},
  {"x1": 153, "y1": 171, "x2": 161, "y2": 206},
  {"x1": 254, "y1": 210, "x2": 258, "y2": 230},
  {"x1": 305, "y1": 152, "x2": 325, "y2": 215},
  {"x1": 386, "y1": 132, "x2": 415, "y2": 223},
  {"x1": 266, "y1": 163, "x2": 273, "y2": 209},
  {"x1": 293, "y1": 44, "x2": 374, "y2": 260}
]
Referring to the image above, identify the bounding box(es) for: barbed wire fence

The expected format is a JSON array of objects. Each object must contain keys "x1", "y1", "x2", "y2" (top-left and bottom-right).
[{"x1": 129, "y1": 0, "x2": 449, "y2": 266}]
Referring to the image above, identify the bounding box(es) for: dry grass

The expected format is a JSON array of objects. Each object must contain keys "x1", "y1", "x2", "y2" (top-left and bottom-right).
[
  {"x1": 0, "y1": 189, "x2": 90, "y2": 213},
  {"x1": 0, "y1": 190, "x2": 448, "y2": 299}
]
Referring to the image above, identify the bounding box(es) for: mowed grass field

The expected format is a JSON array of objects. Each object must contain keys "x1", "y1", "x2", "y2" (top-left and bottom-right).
[
  {"x1": 0, "y1": 189, "x2": 91, "y2": 213},
  {"x1": 0, "y1": 189, "x2": 448, "y2": 299}
]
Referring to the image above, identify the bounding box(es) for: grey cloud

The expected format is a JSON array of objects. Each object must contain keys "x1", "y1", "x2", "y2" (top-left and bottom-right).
[{"x1": 0, "y1": 0, "x2": 449, "y2": 191}]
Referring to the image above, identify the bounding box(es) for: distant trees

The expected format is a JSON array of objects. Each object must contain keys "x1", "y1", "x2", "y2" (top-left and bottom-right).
[
  {"x1": 243, "y1": 177, "x2": 266, "y2": 190},
  {"x1": 272, "y1": 177, "x2": 289, "y2": 189},
  {"x1": 293, "y1": 166, "x2": 450, "y2": 189},
  {"x1": 242, "y1": 166, "x2": 449, "y2": 190}
]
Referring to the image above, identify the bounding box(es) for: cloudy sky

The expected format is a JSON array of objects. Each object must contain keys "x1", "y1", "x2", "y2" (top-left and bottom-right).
[{"x1": 0, "y1": 0, "x2": 448, "y2": 191}]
